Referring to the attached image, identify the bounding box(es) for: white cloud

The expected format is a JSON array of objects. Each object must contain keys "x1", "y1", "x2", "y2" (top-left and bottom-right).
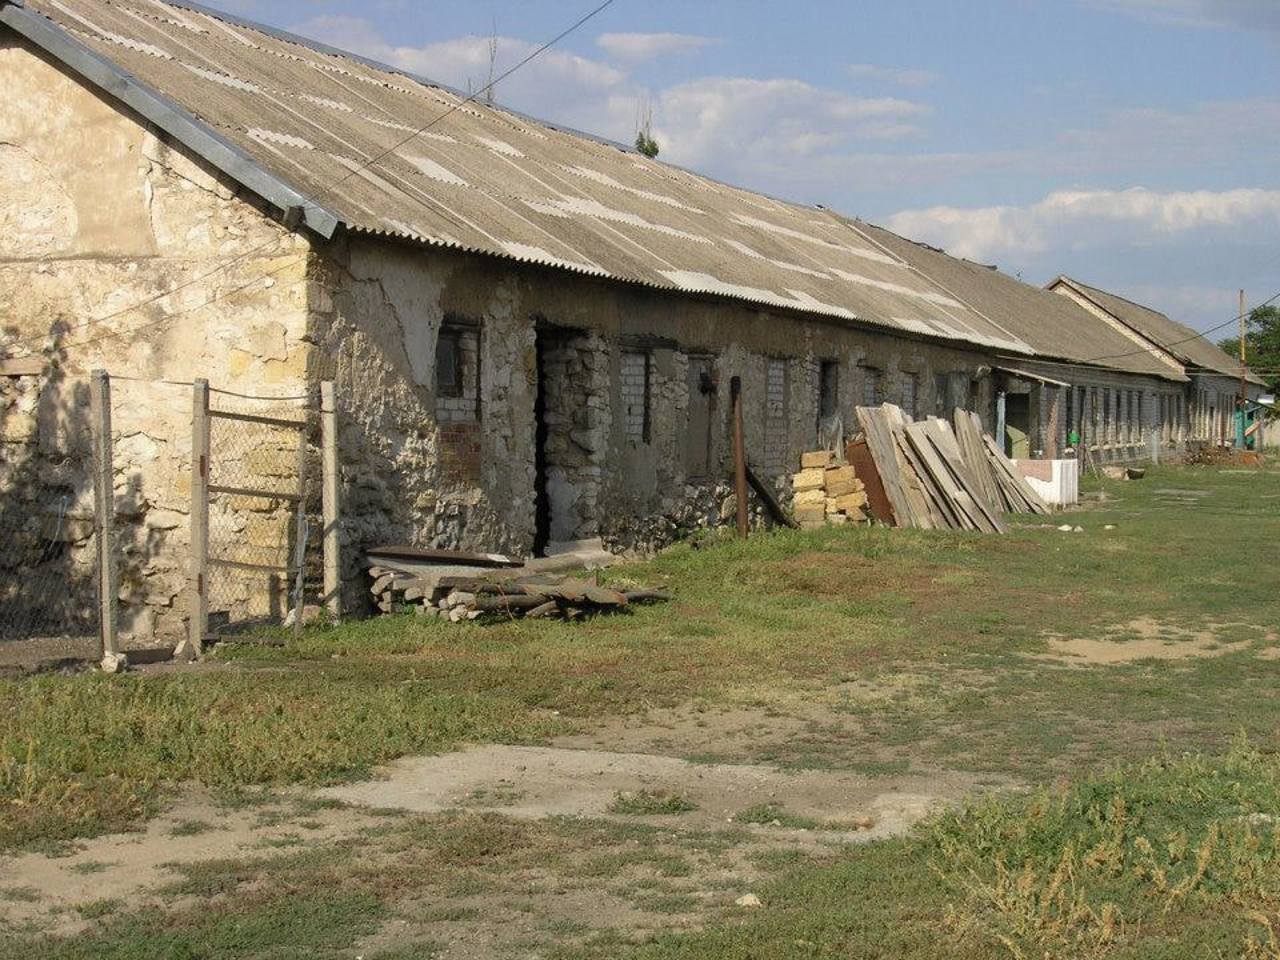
[
  {"x1": 596, "y1": 32, "x2": 717, "y2": 63},
  {"x1": 886, "y1": 187, "x2": 1280, "y2": 262},
  {"x1": 1085, "y1": 0, "x2": 1280, "y2": 33},
  {"x1": 291, "y1": 16, "x2": 630, "y2": 133},
  {"x1": 847, "y1": 63, "x2": 940, "y2": 87},
  {"x1": 654, "y1": 77, "x2": 928, "y2": 172}
]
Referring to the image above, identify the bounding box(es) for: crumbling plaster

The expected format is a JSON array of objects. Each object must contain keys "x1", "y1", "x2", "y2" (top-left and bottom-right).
[{"x1": 307, "y1": 232, "x2": 999, "y2": 560}]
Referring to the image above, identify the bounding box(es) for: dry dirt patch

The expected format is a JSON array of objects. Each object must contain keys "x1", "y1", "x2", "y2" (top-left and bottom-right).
[
  {"x1": 1034, "y1": 617, "x2": 1269, "y2": 666},
  {"x1": 0, "y1": 790, "x2": 383, "y2": 935},
  {"x1": 319, "y1": 743, "x2": 984, "y2": 841}
]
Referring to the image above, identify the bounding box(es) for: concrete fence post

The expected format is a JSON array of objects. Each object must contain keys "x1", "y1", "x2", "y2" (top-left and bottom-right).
[
  {"x1": 320, "y1": 380, "x2": 341, "y2": 619},
  {"x1": 89, "y1": 370, "x2": 120, "y2": 664},
  {"x1": 183, "y1": 378, "x2": 210, "y2": 661}
]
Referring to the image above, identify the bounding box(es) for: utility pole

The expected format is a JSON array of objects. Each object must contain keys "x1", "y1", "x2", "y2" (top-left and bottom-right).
[{"x1": 1239, "y1": 289, "x2": 1248, "y2": 449}]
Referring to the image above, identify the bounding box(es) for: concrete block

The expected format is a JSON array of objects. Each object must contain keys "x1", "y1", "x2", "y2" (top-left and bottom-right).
[
  {"x1": 794, "y1": 488, "x2": 825, "y2": 507},
  {"x1": 794, "y1": 504, "x2": 826, "y2": 524},
  {"x1": 801, "y1": 451, "x2": 833, "y2": 469},
  {"x1": 824, "y1": 465, "x2": 856, "y2": 486},
  {"x1": 792, "y1": 468, "x2": 826, "y2": 492},
  {"x1": 825, "y1": 478, "x2": 865, "y2": 498},
  {"x1": 831, "y1": 492, "x2": 869, "y2": 513}
]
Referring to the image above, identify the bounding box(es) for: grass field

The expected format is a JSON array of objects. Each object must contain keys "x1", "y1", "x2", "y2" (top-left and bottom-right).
[{"x1": 2, "y1": 462, "x2": 1278, "y2": 958}]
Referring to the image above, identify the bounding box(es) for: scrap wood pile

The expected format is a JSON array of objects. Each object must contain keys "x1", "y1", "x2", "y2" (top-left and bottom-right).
[
  {"x1": 365, "y1": 545, "x2": 670, "y2": 622},
  {"x1": 790, "y1": 452, "x2": 870, "y2": 528},
  {"x1": 849, "y1": 404, "x2": 1050, "y2": 532}
]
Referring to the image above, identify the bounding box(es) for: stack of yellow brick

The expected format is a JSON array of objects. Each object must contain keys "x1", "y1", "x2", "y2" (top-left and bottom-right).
[{"x1": 791, "y1": 451, "x2": 869, "y2": 527}]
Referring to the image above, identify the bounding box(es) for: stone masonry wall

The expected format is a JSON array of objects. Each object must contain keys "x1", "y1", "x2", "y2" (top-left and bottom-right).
[
  {"x1": 0, "y1": 39, "x2": 311, "y2": 644},
  {"x1": 307, "y1": 235, "x2": 1011, "y2": 564}
]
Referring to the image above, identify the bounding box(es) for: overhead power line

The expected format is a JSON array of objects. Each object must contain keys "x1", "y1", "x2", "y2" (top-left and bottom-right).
[
  {"x1": 1079, "y1": 289, "x2": 1280, "y2": 366},
  {"x1": 5, "y1": 0, "x2": 617, "y2": 356}
]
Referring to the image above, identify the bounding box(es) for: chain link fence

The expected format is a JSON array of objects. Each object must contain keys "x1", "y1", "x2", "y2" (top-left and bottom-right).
[
  {"x1": 0, "y1": 372, "x2": 102, "y2": 670},
  {"x1": 2, "y1": 372, "x2": 337, "y2": 670},
  {"x1": 203, "y1": 393, "x2": 321, "y2": 639}
]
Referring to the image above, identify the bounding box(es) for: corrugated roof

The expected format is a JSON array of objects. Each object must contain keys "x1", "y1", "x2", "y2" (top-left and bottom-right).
[
  {"x1": 6, "y1": 0, "x2": 1033, "y2": 356},
  {"x1": 858, "y1": 223, "x2": 1188, "y2": 382},
  {"x1": 1054, "y1": 277, "x2": 1263, "y2": 384}
]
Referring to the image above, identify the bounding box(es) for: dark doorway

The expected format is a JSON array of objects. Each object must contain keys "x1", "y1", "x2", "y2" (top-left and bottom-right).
[
  {"x1": 533, "y1": 325, "x2": 604, "y2": 556},
  {"x1": 685, "y1": 355, "x2": 715, "y2": 479},
  {"x1": 533, "y1": 331, "x2": 552, "y2": 556},
  {"x1": 1005, "y1": 393, "x2": 1031, "y2": 459}
]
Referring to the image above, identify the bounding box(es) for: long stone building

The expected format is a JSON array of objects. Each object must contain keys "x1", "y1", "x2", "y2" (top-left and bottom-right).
[{"x1": 0, "y1": 0, "x2": 1263, "y2": 643}]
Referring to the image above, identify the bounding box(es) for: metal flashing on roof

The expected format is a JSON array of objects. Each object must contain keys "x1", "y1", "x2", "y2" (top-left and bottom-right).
[{"x1": 0, "y1": 1, "x2": 339, "y2": 238}]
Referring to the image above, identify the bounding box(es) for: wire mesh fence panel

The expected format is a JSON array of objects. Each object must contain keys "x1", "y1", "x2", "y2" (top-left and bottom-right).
[
  {"x1": 203, "y1": 397, "x2": 319, "y2": 638},
  {"x1": 0, "y1": 374, "x2": 101, "y2": 668}
]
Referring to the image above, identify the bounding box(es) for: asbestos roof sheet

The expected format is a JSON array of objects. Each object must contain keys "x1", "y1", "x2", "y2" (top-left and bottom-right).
[
  {"x1": 14, "y1": 0, "x2": 1033, "y2": 356},
  {"x1": 1057, "y1": 278, "x2": 1259, "y2": 383},
  {"x1": 859, "y1": 224, "x2": 1188, "y2": 382}
]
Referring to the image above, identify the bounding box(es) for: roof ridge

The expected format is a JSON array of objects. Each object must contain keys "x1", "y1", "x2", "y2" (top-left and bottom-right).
[{"x1": 1061, "y1": 275, "x2": 1173, "y2": 321}]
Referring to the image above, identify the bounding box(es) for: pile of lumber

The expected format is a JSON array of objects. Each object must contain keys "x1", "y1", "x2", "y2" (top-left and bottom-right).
[
  {"x1": 951, "y1": 410, "x2": 1051, "y2": 515},
  {"x1": 369, "y1": 569, "x2": 670, "y2": 622},
  {"x1": 790, "y1": 451, "x2": 870, "y2": 528},
  {"x1": 850, "y1": 404, "x2": 1050, "y2": 532}
]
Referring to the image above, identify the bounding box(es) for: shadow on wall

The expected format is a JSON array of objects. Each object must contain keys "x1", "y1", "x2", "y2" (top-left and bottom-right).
[{"x1": 0, "y1": 321, "x2": 154, "y2": 660}]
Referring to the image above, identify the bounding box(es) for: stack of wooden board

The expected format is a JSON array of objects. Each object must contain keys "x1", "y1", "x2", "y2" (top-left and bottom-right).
[
  {"x1": 851, "y1": 404, "x2": 1050, "y2": 532},
  {"x1": 370, "y1": 569, "x2": 670, "y2": 622},
  {"x1": 790, "y1": 451, "x2": 870, "y2": 528}
]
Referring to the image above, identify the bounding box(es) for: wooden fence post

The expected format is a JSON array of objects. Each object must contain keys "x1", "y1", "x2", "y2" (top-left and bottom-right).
[
  {"x1": 730, "y1": 376, "x2": 749, "y2": 539},
  {"x1": 184, "y1": 379, "x2": 210, "y2": 661},
  {"x1": 89, "y1": 370, "x2": 119, "y2": 663},
  {"x1": 320, "y1": 381, "x2": 341, "y2": 619}
]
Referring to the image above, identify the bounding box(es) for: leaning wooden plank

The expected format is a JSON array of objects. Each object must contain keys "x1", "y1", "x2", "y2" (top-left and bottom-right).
[
  {"x1": 745, "y1": 462, "x2": 799, "y2": 529},
  {"x1": 846, "y1": 439, "x2": 895, "y2": 525},
  {"x1": 923, "y1": 419, "x2": 1005, "y2": 533},
  {"x1": 982, "y1": 435, "x2": 1052, "y2": 514},
  {"x1": 366, "y1": 545, "x2": 525, "y2": 569},
  {"x1": 855, "y1": 406, "x2": 914, "y2": 527},
  {"x1": 922, "y1": 425, "x2": 1006, "y2": 534},
  {"x1": 903, "y1": 423, "x2": 972, "y2": 530},
  {"x1": 952, "y1": 409, "x2": 1001, "y2": 513},
  {"x1": 891, "y1": 418, "x2": 950, "y2": 529}
]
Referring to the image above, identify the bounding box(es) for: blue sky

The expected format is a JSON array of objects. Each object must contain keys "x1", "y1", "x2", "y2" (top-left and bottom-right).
[{"x1": 204, "y1": 0, "x2": 1279, "y2": 335}]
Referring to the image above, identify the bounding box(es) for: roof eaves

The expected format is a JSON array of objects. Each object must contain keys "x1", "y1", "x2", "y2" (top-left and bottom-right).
[
  {"x1": 0, "y1": 0, "x2": 340, "y2": 238},
  {"x1": 347, "y1": 223, "x2": 1035, "y2": 354}
]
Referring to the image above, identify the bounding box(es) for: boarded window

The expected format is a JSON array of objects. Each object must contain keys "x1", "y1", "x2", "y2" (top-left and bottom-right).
[
  {"x1": 901, "y1": 373, "x2": 918, "y2": 420},
  {"x1": 436, "y1": 324, "x2": 480, "y2": 424},
  {"x1": 436, "y1": 329, "x2": 463, "y2": 398},
  {"x1": 764, "y1": 358, "x2": 788, "y2": 475},
  {"x1": 934, "y1": 373, "x2": 951, "y2": 417},
  {"x1": 862, "y1": 366, "x2": 882, "y2": 407},
  {"x1": 621, "y1": 350, "x2": 651, "y2": 444},
  {"x1": 819, "y1": 360, "x2": 839, "y2": 421}
]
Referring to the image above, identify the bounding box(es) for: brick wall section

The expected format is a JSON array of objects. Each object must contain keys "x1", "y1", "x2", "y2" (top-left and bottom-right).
[
  {"x1": 763, "y1": 357, "x2": 788, "y2": 474},
  {"x1": 437, "y1": 327, "x2": 482, "y2": 482},
  {"x1": 620, "y1": 350, "x2": 649, "y2": 444}
]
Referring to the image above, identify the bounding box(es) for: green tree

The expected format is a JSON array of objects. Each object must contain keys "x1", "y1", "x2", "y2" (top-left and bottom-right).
[
  {"x1": 1219, "y1": 305, "x2": 1280, "y2": 392},
  {"x1": 634, "y1": 130, "x2": 660, "y2": 159},
  {"x1": 634, "y1": 98, "x2": 660, "y2": 159}
]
